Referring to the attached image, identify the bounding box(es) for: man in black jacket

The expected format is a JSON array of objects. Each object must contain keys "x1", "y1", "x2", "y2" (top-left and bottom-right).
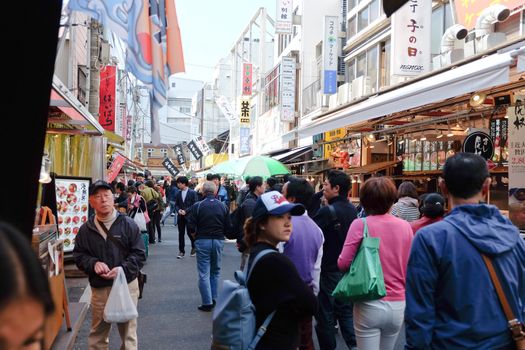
[
  {"x1": 73, "y1": 180, "x2": 146, "y2": 349},
  {"x1": 313, "y1": 170, "x2": 358, "y2": 350},
  {"x1": 187, "y1": 181, "x2": 231, "y2": 311},
  {"x1": 175, "y1": 176, "x2": 199, "y2": 258}
]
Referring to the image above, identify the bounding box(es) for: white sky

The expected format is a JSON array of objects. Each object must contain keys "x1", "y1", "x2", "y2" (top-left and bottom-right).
[{"x1": 174, "y1": 0, "x2": 276, "y2": 83}]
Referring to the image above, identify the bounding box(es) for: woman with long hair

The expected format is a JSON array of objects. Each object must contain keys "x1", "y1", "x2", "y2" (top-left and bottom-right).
[
  {"x1": 338, "y1": 177, "x2": 413, "y2": 350},
  {"x1": 243, "y1": 191, "x2": 318, "y2": 350}
]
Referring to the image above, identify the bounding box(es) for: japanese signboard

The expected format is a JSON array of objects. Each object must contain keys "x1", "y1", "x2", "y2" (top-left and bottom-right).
[
  {"x1": 462, "y1": 130, "x2": 495, "y2": 160},
  {"x1": 239, "y1": 98, "x2": 251, "y2": 125},
  {"x1": 323, "y1": 16, "x2": 338, "y2": 95},
  {"x1": 455, "y1": 0, "x2": 522, "y2": 29},
  {"x1": 173, "y1": 144, "x2": 186, "y2": 165},
  {"x1": 55, "y1": 177, "x2": 90, "y2": 252},
  {"x1": 106, "y1": 153, "x2": 126, "y2": 183},
  {"x1": 242, "y1": 63, "x2": 253, "y2": 96},
  {"x1": 240, "y1": 127, "x2": 251, "y2": 155},
  {"x1": 187, "y1": 140, "x2": 203, "y2": 160},
  {"x1": 275, "y1": 0, "x2": 293, "y2": 34},
  {"x1": 508, "y1": 95, "x2": 525, "y2": 208},
  {"x1": 99, "y1": 65, "x2": 116, "y2": 131},
  {"x1": 280, "y1": 57, "x2": 296, "y2": 122},
  {"x1": 215, "y1": 95, "x2": 237, "y2": 124},
  {"x1": 391, "y1": 0, "x2": 431, "y2": 76},
  {"x1": 195, "y1": 136, "x2": 211, "y2": 155},
  {"x1": 162, "y1": 157, "x2": 180, "y2": 177}
]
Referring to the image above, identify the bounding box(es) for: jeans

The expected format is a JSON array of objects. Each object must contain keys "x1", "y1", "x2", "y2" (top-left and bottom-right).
[
  {"x1": 353, "y1": 300, "x2": 405, "y2": 350},
  {"x1": 195, "y1": 239, "x2": 224, "y2": 305},
  {"x1": 315, "y1": 271, "x2": 356, "y2": 350}
]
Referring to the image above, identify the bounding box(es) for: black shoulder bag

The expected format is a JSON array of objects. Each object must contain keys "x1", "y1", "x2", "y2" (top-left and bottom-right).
[
  {"x1": 97, "y1": 220, "x2": 147, "y2": 299},
  {"x1": 328, "y1": 204, "x2": 346, "y2": 245}
]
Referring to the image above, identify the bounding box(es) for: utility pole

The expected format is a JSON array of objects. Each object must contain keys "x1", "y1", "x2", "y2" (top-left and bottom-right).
[{"x1": 88, "y1": 19, "x2": 101, "y2": 118}]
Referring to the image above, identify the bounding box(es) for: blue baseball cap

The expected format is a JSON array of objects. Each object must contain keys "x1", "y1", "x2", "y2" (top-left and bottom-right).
[{"x1": 251, "y1": 191, "x2": 305, "y2": 221}]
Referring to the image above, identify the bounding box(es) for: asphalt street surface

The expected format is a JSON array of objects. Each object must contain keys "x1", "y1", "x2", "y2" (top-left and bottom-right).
[{"x1": 73, "y1": 224, "x2": 352, "y2": 349}]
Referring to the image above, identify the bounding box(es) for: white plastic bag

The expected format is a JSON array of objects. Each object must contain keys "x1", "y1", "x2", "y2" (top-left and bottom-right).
[
  {"x1": 133, "y1": 207, "x2": 148, "y2": 232},
  {"x1": 103, "y1": 267, "x2": 138, "y2": 323}
]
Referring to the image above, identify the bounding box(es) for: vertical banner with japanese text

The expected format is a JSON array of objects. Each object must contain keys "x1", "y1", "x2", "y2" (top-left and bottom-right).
[
  {"x1": 162, "y1": 158, "x2": 180, "y2": 177},
  {"x1": 323, "y1": 16, "x2": 338, "y2": 95},
  {"x1": 242, "y1": 63, "x2": 253, "y2": 96},
  {"x1": 239, "y1": 98, "x2": 251, "y2": 155},
  {"x1": 280, "y1": 57, "x2": 296, "y2": 122},
  {"x1": 99, "y1": 65, "x2": 117, "y2": 131},
  {"x1": 508, "y1": 96, "x2": 525, "y2": 209},
  {"x1": 106, "y1": 153, "x2": 126, "y2": 183},
  {"x1": 391, "y1": 0, "x2": 431, "y2": 76},
  {"x1": 173, "y1": 144, "x2": 186, "y2": 165},
  {"x1": 275, "y1": 0, "x2": 293, "y2": 34},
  {"x1": 187, "y1": 140, "x2": 203, "y2": 160}
]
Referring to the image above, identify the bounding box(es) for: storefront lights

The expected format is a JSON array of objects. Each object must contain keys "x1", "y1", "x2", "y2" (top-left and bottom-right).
[{"x1": 447, "y1": 122, "x2": 454, "y2": 137}]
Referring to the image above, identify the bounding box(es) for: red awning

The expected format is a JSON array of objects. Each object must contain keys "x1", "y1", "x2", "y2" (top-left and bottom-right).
[{"x1": 50, "y1": 89, "x2": 86, "y2": 123}]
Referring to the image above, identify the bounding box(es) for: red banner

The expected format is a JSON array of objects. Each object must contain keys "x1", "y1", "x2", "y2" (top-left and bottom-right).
[
  {"x1": 99, "y1": 65, "x2": 116, "y2": 131},
  {"x1": 106, "y1": 153, "x2": 126, "y2": 182},
  {"x1": 242, "y1": 63, "x2": 253, "y2": 96}
]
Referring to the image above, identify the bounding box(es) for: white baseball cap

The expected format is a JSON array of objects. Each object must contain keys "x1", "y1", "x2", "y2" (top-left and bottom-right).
[{"x1": 251, "y1": 191, "x2": 305, "y2": 220}]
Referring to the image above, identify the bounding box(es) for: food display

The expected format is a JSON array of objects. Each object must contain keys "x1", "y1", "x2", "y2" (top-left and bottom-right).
[{"x1": 55, "y1": 177, "x2": 90, "y2": 252}]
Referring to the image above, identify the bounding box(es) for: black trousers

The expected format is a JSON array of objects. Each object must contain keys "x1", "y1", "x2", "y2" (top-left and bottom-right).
[
  {"x1": 147, "y1": 212, "x2": 155, "y2": 243},
  {"x1": 153, "y1": 210, "x2": 162, "y2": 241},
  {"x1": 177, "y1": 215, "x2": 195, "y2": 254}
]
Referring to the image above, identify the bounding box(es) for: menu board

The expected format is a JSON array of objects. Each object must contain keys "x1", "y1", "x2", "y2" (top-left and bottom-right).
[{"x1": 55, "y1": 177, "x2": 90, "y2": 252}]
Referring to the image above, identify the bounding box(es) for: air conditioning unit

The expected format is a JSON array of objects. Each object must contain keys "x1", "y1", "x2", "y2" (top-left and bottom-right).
[
  {"x1": 464, "y1": 32, "x2": 506, "y2": 57},
  {"x1": 329, "y1": 93, "x2": 338, "y2": 109},
  {"x1": 337, "y1": 83, "x2": 351, "y2": 105},
  {"x1": 99, "y1": 40, "x2": 110, "y2": 65},
  {"x1": 352, "y1": 76, "x2": 371, "y2": 100}
]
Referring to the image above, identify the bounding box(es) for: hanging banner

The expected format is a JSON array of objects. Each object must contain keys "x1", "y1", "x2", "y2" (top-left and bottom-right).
[
  {"x1": 322, "y1": 16, "x2": 338, "y2": 95},
  {"x1": 215, "y1": 96, "x2": 237, "y2": 124},
  {"x1": 99, "y1": 65, "x2": 117, "y2": 131},
  {"x1": 275, "y1": 0, "x2": 293, "y2": 34},
  {"x1": 239, "y1": 98, "x2": 251, "y2": 125},
  {"x1": 280, "y1": 57, "x2": 296, "y2": 122},
  {"x1": 162, "y1": 157, "x2": 180, "y2": 177},
  {"x1": 242, "y1": 63, "x2": 253, "y2": 96},
  {"x1": 55, "y1": 176, "x2": 90, "y2": 252},
  {"x1": 173, "y1": 144, "x2": 186, "y2": 165},
  {"x1": 187, "y1": 140, "x2": 203, "y2": 160},
  {"x1": 508, "y1": 96, "x2": 525, "y2": 208},
  {"x1": 391, "y1": 0, "x2": 431, "y2": 76},
  {"x1": 195, "y1": 136, "x2": 211, "y2": 155},
  {"x1": 106, "y1": 153, "x2": 126, "y2": 182},
  {"x1": 462, "y1": 130, "x2": 494, "y2": 161}
]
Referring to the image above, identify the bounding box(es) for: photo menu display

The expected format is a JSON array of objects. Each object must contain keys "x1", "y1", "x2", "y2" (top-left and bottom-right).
[
  {"x1": 55, "y1": 177, "x2": 90, "y2": 252},
  {"x1": 402, "y1": 140, "x2": 459, "y2": 172}
]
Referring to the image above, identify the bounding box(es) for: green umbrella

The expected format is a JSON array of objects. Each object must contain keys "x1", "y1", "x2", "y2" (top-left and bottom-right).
[
  {"x1": 242, "y1": 156, "x2": 290, "y2": 178},
  {"x1": 209, "y1": 156, "x2": 290, "y2": 179}
]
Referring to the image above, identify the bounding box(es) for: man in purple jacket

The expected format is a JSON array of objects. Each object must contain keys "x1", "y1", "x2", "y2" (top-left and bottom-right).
[{"x1": 282, "y1": 177, "x2": 324, "y2": 350}]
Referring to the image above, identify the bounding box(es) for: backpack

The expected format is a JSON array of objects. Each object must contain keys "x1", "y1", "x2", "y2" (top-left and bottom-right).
[
  {"x1": 212, "y1": 249, "x2": 277, "y2": 350},
  {"x1": 228, "y1": 206, "x2": 243, "y2": 240}
]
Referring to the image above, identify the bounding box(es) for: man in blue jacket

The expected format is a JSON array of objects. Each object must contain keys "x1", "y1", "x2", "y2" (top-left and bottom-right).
[{"x1": 406, "y1": 153, "x2": 525, "y2": 349}]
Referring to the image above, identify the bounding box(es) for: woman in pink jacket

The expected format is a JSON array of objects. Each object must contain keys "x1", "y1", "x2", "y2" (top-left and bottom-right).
[{"x1": 338, "y1": 177, "x2": 413, "y2": 350}]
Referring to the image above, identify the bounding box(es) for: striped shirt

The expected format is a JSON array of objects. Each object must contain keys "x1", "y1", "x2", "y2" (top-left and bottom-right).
[{"x1": 391, "y1": 197, "x2": 420, "y2": 222}]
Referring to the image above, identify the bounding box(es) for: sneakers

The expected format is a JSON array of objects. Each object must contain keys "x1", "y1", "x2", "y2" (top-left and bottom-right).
[
  {"x1": 177, "y1": 252, "x2": 185, "y2": 259},
  {"x1": 190, "y1": 248, "x2": 196, "y2": 257},
  {"x1": 197, "y1": 304, "x2": 214, "y2": 312}
]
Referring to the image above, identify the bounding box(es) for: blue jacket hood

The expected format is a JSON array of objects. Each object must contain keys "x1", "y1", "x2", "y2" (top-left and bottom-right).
[{"x1": 446, "y1": 204, "x2": 519, "y2": 255}]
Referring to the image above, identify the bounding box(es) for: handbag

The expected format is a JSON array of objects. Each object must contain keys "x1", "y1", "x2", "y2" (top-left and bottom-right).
[
  {"x1": 332, "y1": 218, "x2": 386, "y2": 302},
  {"x1": 481, "y1": 254, "x2": 525, "y2": 350},
  {"x1": 133, "y1": 207, "x2": 148, "y2": 232},
  {"x1": 146, "y1": 199, "x2": 158, "y2": 212},
  {"x1": 98, "y1": 220, "x2": 147, "y2": 299}
]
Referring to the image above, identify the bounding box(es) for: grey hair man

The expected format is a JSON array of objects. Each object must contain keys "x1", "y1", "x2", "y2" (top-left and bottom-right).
[{"x1": 187, "y1": 181, "x2": 232, "y2": 312}]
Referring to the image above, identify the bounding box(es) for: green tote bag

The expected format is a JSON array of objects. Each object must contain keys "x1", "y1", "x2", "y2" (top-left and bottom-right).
[{"x1": 332, "y1": 218, "x2": 386, "y2": 302}]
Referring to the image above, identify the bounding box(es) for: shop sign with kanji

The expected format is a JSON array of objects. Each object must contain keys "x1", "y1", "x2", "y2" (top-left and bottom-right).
[
  {"x1": 391, "y1": 0, "x2": 431, "y2": 76},
  {"x1": 239, "y1": 98, "x2": 251, "y2": 126},
  {"x1": 275, "y1": 0, "x2": 293, "y2": 34},
  {"x1": 162, "y1": 158, "x2": 180, "y2": 177},
  {"x1": 173, "y1": 144, "x2": 186, "y2": 165},
  {"x1": 242, "y1": 63, "x2": 253, "y2": 96},
  {"x1": 322, "y1": 16, "x2": 338, "y2": 95}
]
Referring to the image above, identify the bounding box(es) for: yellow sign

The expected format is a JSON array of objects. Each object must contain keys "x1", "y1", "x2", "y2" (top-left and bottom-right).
[
  {"x1": 239, "y1": 98, "x2": 251, "y2": 125},
  {"x1": 323, "y1": 127, "x2": 346, "y2": 158}
]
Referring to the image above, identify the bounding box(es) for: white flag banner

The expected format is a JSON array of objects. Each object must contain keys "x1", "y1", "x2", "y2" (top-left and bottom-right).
[
  {"x1": 215, "y1": 96, "x2": 237, "y2": 124},
  {"x1": 391, "y1": 0, "x2": 431, "y2": 76}
]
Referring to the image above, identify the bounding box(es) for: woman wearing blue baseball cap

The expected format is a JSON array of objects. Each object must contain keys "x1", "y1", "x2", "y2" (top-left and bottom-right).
[{"x1": 243, "y1": 191, "x2": 318, "y2": 350}]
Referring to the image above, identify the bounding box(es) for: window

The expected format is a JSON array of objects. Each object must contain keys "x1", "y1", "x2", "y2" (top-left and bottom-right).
[
  {"x1": 348, "y1": 16, "x2": 357, "y2": 38},
  {"x1": 147, "y1": 148, "x2": 154, "y2": 158},
  {"x1": 263, "y1": 64, "x2": 281, "y2": 114},
  {"x1": 160, "y1": 149, "x2": 168, "y2": 158},
  {"x1": 346, "y1": 42, "x2": 385, "y2": 93},
  {"x1": 380, "y1": 39, "x2": 391, "y2": 87},
  {"x1": 348, "y1": 0, "x2": 383, "y2": 39},
  {"x1": 358, "y1": 7, "x2": 369, "y2": 32},
  {"x1": 347, "y1": 59, "x2": 356, "y2": 82},
  {"x1": 431, "y1": 2, "x2": 453, "y2": 57},
  {"x1": 369, "y1": 0, "x2": 379, "y2": 23},
  {"x1": 367, "y1": 45, "x2": 378, "y2": 92},
  {"x1": 179, "y1": 107, "x2": 191, "y2": 114},
  {"x1": 356, "y1": 52, "x2": 366, "y2": 78}
]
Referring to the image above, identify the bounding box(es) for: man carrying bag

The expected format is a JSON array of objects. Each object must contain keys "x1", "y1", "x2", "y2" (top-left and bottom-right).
[{"x1": 74, "y1": 180, "x2": 146, "y2": 350}]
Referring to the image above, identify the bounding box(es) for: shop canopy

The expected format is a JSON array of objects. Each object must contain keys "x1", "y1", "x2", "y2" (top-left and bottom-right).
[
  {"x1": 49, "y1": 75, "x2": 104, "y2": 134},
  {"x1": 272, "y1": 145, "x2": 312, "y2": 164},
  {"x1": 284, "y1": 48, "x2": 521, "y2": 141},
  {"x1": 345, "y1": 160, "x2": 401, "y2": 175}
]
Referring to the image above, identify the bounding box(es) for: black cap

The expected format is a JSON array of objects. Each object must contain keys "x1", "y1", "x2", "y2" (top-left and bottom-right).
[
  {"x1": 421, "y1": 193, "x2": 445, "y2": 218},
  {"x1": 89, "y1": 180, "x2": 113, "y2": 196}
]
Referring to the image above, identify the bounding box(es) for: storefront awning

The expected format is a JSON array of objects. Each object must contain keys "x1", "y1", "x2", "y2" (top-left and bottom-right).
[
  {"x1": 346, "y1": 160, "x2": 401, "y2": 175},
  {"x1": 49, "y1": 76, "x2": 104, "y2": 134},
  {"x1": 286, "y1": 50, "x2": 517, "y2": 140},
  {"x1": 273, "y1": 146, "x2": 312, "y2": 163}
]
